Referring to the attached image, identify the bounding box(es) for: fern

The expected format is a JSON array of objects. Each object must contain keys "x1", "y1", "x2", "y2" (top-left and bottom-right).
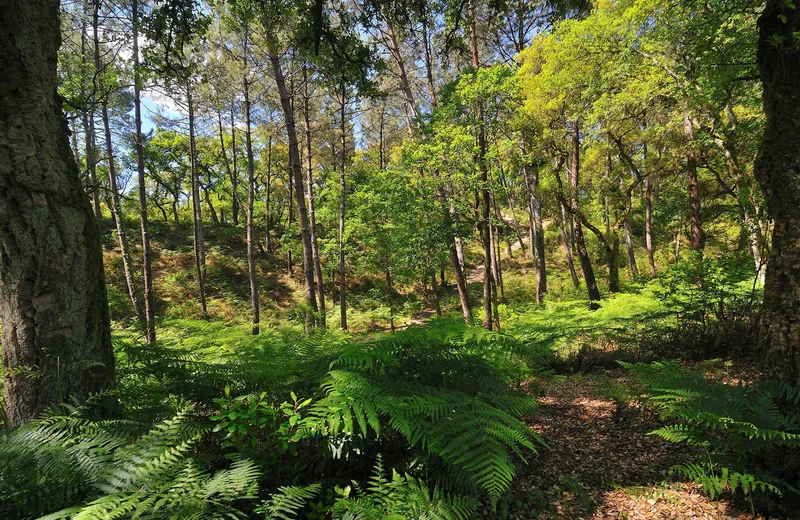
[
  {"x1": 0, "y1": 408, "x2": 260, "y2": 519},
  {"x1": 624, "y1": 360, "x2": 800, "y2": 503},
  {"x1": 333, "y1": 456, "x2": 477, "y2": 520}
]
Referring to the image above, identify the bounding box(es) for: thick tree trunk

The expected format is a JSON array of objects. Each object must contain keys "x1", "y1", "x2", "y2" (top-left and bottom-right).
[
  {"x1": 268, "y1": 48, "x2": 318, "y2": 323},
  {"x1": 0, "y1": 0, "x2": 115, "y2": 427},
  {"x1": 187, "y1": 86, "x2": 207, "y2": 318},
  {"x1": 570, "y1": 122, "x2": 601, "y2": 306},
  {"x1": 755, "y1": 0, "x2": 800, "y2": 383},
  {"x1": 684, "y1": 115, "x2": 704, "y2": 251},
  {"x1": 645, "y1": 176, "x2": 656, "y2": 278},
  {"x1": 94, "y1": 0, "x2": 142, "y2": 325},
  {"x1": 303, "y1": 65, "x2": 325, "y2": 327},
  {"x1": 243, "y1": 70, "x2": 259, "y2": 335},
  {"x1": 132, "y1": 0, "x2": 155, "y2": 343}
]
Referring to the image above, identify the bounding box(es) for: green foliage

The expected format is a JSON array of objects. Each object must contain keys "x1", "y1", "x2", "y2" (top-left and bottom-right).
[
  {"x1": 0, "y1": 407, "x2": 260, "y2": 519},
  {"x1": 623, "y1": 360, "x2": 800, "y2": 504},
  {"x1": 262, "y1": 456, "x2": 477, "y2": 520},
  {"x1": 212, "y1": 390, "x2": 316, "y2": 465}
]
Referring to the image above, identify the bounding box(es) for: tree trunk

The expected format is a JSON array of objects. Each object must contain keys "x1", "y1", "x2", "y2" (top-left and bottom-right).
[
  {"x1": 338, "y1": 83, "x2": 348, "y2": 331},
  {"x1": 94, "y1": 0, "x2": 142, "y2": 325},
  {"x1": 471, "y1": 3, "x2": 495, "y2": 330},
  {"x1": 524, "y1": 160, "x2": 547, "y2": 303},
  {"x1": 755, "y1": 0, "x2": 800, "y2": 383},
  {"x1": 265, "y1": 137, "x2": 272, "y2": 251},
  {"x1": 623, "y1": 219, "x2": 639, "y2": 278},
  {"x1": 132, "y1": 0, "x2": 155, "y2": 343},
  {"x1": 0, "y1": 0, "x2": 115, "y2": 427},
  {"x1": 83, "y1": 112, "x2": 102, "y2": 223},
  {"x1": 684, "y1": 115, "x2": 704, "y2": 251},
  {"x1": 187, "y1": 86, "x2": 207, "y2": 318},
  {"x1": 303, "y1": 65, "x2": 325, "y2": 327},
  {"x1": 430, "y1": 271, "x2": 442, "y2": 317},
  {"x1": 268, "y1": 47, "x2": 318, "y2": 324},
  {"x1": 560, "y1": 203, "x2": 581, "y2": 289},
  {"x1": 243, "y1": 65, "x2": 259, "y2": 335},
  {"x1": 570, "y1": 122, "x2": 601, "y2": 306},
  {"x1": 645, "y1": 176, "x2": 656, "y2": 278},
  {"x1": 230, "y1": 103, "x2": 241, "y2": 226}
]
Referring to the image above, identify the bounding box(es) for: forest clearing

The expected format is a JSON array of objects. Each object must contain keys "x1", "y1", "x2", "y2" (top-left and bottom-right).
[{"x1": 2, "y1": 0, "x2": 800, "y2": 518}]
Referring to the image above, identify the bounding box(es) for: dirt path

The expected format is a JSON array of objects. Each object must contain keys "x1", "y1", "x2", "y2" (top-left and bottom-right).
[{"x1": 489, "y1": 374, "x2": 764, "y2": 519}]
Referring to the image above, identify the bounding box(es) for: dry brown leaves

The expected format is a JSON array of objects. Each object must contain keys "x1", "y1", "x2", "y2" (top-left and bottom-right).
[{"x1": 489, "y1": 373, "x2": 771, "y2": 520}]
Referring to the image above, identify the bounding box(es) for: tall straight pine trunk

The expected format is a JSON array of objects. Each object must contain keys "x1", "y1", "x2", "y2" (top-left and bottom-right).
[
  {"x1": 268, "y1": 47, "x2": 318, "y2": 327},
  {"x1": 132, "y1": 0, "x2": 155, "y2": 343},
  {"x1": 93, "y1": 0, "x2": 142, "y2": 325},
  {"x1": 187, "y1": 86, "x2": 207, "y2": 317},
  {"x1": 0, "y1": 0, "x2": 115, "y2": 426},
  {"x1": 242, "y1": 52, "x2": 259, "y2": 335}
]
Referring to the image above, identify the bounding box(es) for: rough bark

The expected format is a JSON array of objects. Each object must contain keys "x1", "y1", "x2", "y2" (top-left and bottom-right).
[
  {"x1": 132, "y1": 0, "x2": 155, "y2": 343},
  {"x1": 755, "y1": 0, "x2": 800, "y2": 383},
  {"x1": 0, "y1": 0, "x2": 115, "y2": 427}
]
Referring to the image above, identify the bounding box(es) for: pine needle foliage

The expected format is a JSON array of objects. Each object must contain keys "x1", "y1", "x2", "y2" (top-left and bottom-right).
[
  {"x1": 0, "y1": 406, "x2": 260, "y2": 519},
  {"x1": 623, "y1": 360, "x2": 800, "y2": 503}
]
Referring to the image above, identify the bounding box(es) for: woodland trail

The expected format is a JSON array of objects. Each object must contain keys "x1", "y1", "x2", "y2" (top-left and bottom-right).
[{"x1": 491, "y1": 373, "x2": 765, "y2": 520}]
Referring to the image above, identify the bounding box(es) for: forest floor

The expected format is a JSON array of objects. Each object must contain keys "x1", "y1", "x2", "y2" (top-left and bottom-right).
[{"x1": 493, "y1": 371, "x2": 769, "y2": 520}]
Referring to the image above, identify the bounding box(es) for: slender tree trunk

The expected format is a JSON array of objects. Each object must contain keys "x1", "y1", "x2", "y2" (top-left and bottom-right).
[
  {"x1": 94, "y1": 0, "x2": 142, "y2": 325},
  {"x1": 0, "y1": 0, "x2": 115, "y2": 426},
  {"x1": 187, "y1": 86, "x2": 207, "y2": 318},
  {"x1": 645, "y1": 176, "x2": 656, "y2": 277},
  {"x1": 755, "y1": 0, "x2": 800, "y2": 382},
  {"x1": 524, "y1": 160, "x2": 547, "y2": 303},
  {"x1": 287, "y1": 159, "x2": 294, "y2": 276},
  {"x1": 470, "y1": 3, "x2": 495, "y2": 330},
  {"x1": 421, "y1": 11, "x2": 437, "y2": 108},
  {"x1": 265, "y1": 137, "x2": 272, "y2": 251},
  {"x1": 132, "y1": 0, "x2": 155, "y2": 343},
  {"x1": 217, "y1": 108, "x2": 239, "y2": 226},
  {"x1": 229, "y1": 103, "x2": 241, "y2": 226},
  {"x1": 623, "y1": 219, "x2": 639, "y2": 278},
  {"x1": 560, "y1": 203, "x2": 581, "y2": 289},
  {"x1": 83, "y1": 112, "x2": 102, "y2": 222},
  {"x1": 430, "y1": 271, "x2": 442, "y2": 316},
  {"x1": 382, "y1": 10, "x2": 418, "y2": 135},
  {"x1": 268, "y1": 47, "x2": 318, "y2": 324},
  {"x1": 338, "y1": 83, "x2": 348, "y2": 330},
  {"x1": 684, "y1": 115, "x2": 704, "y2": 251},
  {"x1": 302, "y1": 65, "x2": 325, "y2": 326},
  {"x1": 570, "y1": 122, "x2": 601, "y2": 306},
  {"x1": 203, "y1": 184, "x2": 220, "y2": 226},
  {"x1": 243, "y1": 64, "x2": 259, "y2": 335}
]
